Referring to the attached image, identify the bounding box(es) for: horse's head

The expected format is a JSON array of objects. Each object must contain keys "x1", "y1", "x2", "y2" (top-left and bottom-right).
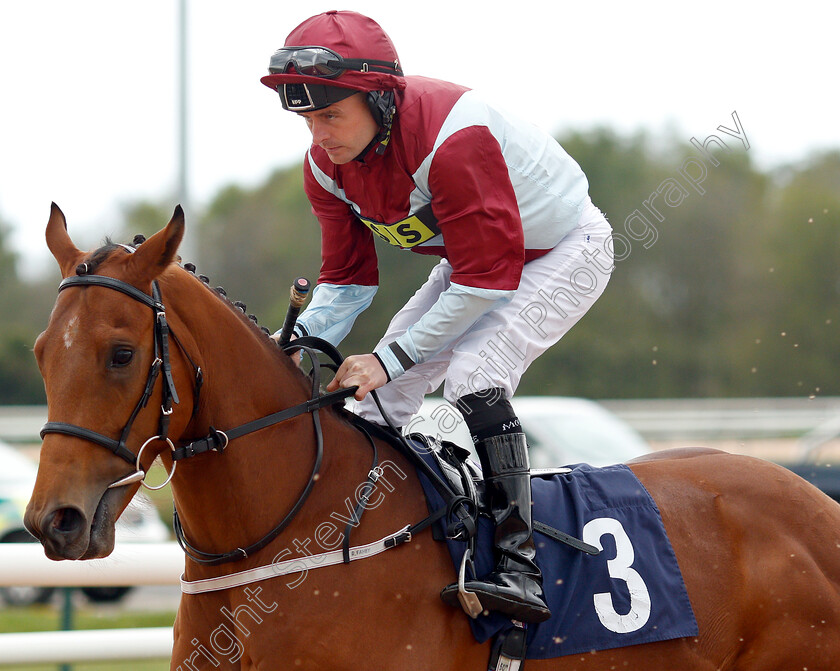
[{"x1": 25, "y1": 203, "x2": 187, "y2": 560}]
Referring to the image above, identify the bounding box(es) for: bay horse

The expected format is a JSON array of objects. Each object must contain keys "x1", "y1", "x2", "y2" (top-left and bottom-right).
[{"x1": 25, "y1": 204, "x2": 840, "y2": 670}]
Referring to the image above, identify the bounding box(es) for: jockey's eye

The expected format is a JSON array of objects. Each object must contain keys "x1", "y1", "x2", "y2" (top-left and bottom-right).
[{"x1": 110, "y1": 348, "x2": 134, "y2": 368}]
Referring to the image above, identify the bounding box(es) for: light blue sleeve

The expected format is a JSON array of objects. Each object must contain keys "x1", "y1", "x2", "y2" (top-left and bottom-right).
[
  {"x1": 374, "y1": 282, "x2": 513, "y2": 380},
  {"x1": 278, "y1": 283, "x2": 378, "y2": 347}
]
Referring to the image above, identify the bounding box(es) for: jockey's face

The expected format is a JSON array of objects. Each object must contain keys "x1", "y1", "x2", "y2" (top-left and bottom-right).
[{"x1": 298, "y1": 93, "x2": 379, "y2": 164}]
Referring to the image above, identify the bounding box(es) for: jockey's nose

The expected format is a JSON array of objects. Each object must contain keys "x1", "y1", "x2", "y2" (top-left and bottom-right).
[{"x1": 309, "y1": 118, "x2": 330, "y2": 146}]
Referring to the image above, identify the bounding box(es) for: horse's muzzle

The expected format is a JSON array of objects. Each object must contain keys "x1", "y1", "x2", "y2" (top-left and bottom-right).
[{"x1": 24, "y1": 489, "x2": 120, "y2": 561}]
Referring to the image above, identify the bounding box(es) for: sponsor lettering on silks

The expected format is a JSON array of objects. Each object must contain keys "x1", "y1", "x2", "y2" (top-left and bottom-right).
[{"x1": 356, "y1": 204, "x2": 441, "y2": 249}]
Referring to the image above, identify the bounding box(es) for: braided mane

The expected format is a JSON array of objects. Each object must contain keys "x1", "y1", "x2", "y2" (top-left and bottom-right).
[{"x1": 82, "y1": 236, "x2": 275, "y2": 340}]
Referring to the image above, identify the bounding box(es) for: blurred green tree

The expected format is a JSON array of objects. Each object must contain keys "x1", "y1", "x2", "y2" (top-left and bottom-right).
[
  {"x1": 748, "y1": 152, "x2": 840, "y2": 396},
  {"x1": 0, "y1": 217, "x2": 49, "y2": 403}
]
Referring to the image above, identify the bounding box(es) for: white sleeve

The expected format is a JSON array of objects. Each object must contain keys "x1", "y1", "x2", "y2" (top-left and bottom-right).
[
  {"x1": 280, "y1": 283, "x2": 378, "y2": 347},
  {"x1": 374, "y1": 281, "x2": 513, "y2": 380}
]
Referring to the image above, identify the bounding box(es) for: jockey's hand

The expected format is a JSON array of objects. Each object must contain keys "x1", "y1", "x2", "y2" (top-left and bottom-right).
[
  {"x1": 327, "y1": 354, "x2": 387, "y2": 401},
  {"x1": 271, "y1": 333, "x2": 302, "y2": 367}
]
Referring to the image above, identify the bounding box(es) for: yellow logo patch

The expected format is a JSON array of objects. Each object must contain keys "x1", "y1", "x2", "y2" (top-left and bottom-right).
[{"x1": 357, "y1": 213, "x2": 438, "y2": 248}]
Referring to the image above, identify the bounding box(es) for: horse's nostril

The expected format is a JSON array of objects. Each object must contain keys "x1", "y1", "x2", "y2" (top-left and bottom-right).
[{"x1": 49, "y1": 507, "x2": 85, "y2": 536}]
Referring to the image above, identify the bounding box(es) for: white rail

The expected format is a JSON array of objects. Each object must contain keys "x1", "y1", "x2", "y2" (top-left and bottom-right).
[
  {"x1": 0, "y1": 542, "x2": 183, "y2": 666},
  {"x1": 0, "y1": 628, "x2": 173, "y2": 665},
  {"x1": 8, "y1": 399, "x2": 840, "y2": 445},
  {"x1": 0, "y1": 542, "x2": 183, "y2": 586}
]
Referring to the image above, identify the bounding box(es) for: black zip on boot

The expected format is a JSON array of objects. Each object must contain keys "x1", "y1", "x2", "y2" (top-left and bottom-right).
[{"x1": 441, "y1": 431, "x2": 551, "y2": 623}]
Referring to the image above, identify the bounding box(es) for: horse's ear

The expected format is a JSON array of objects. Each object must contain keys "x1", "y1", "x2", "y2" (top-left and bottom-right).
[
  {"x1": 126, "y1": 205, "x2": 185, "y2": 284},
  {"x1": 46, "y1": 203, "x2": 85, "y2": 278}
]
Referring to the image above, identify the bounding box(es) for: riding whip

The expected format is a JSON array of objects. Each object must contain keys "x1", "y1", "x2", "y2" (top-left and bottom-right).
[{"x1": 277, "y1": 277, "x2": 311, "y2": 347}]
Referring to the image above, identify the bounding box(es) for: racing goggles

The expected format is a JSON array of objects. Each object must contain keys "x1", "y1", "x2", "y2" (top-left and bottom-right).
[{"x1": 268, "y1": 46, "x2": 402, "y2": 79}]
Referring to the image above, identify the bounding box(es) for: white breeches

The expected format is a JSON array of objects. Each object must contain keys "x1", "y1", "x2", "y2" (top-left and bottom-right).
[{"x1": 351, "y1": 199, "x2": 614, "y2": 426}]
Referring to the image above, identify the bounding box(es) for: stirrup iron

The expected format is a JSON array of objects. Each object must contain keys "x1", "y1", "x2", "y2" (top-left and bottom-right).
[{"x1": 457, "y1": 547, "x2": 483, "y2": 618}]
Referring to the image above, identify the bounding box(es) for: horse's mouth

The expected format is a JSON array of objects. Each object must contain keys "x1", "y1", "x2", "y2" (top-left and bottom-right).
[{"x1": 81, "y1": 486, "x2": 122, "y2": 559}]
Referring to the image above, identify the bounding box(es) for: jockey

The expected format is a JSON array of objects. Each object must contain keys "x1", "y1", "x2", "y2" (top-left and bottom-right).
[{"x1": 261, "y1": 10, "x2": 613, "y2": 624}]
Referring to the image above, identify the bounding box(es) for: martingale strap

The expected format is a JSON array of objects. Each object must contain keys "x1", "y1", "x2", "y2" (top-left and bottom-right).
[
  {"x1": 172, "y1": 341, "x2": 359, "y2": 566},
  {"x1": 173, "y1": 335, "x2": 477, "y2": 567}
]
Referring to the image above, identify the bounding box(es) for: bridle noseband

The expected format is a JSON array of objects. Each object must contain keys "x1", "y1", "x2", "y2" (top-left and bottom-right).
[{"x1": 40, "y1": 273, "x2": 201, "y2": 490}]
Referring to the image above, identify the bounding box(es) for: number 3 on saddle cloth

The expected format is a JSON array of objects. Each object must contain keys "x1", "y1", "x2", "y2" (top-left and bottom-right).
[{"x1": 413, "y1": 443, "x2": 699, "y2": 659}]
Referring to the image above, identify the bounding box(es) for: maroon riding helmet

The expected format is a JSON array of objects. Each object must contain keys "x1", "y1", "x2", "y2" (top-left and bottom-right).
[{"x1": 261, "y1": 10, "x2": 405, "y2": 128}]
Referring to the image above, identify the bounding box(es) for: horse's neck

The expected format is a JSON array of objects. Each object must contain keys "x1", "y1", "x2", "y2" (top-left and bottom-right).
[
  {"x1": 164, "y1": 275, "x2": 309, "y2": 425},
  {"x1": 160, "y1": 278, "x2": 426, "y2": 569},
  {"x1": 161, "y1": 282, "x2": 433, "y2": 576}
]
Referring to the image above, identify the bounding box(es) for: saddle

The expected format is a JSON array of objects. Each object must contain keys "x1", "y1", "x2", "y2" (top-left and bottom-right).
[{"x1": 407, "y1": 431, "x2": 599, "y2": 555}]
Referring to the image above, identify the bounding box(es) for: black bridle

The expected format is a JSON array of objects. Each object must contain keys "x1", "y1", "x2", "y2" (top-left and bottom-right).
[{"x1": 40, "y1": 274, "x2": 198, "y2": 479}]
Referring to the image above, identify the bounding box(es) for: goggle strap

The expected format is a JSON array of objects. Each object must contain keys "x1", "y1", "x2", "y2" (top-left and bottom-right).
[{"x1": 337, "y1": 57, "x2": 402, "y2": 75}]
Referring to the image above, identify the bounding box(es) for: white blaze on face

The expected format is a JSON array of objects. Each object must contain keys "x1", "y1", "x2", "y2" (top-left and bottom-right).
[{"x1": 63, "y1": 316, "x2": 79, "y2": 349}]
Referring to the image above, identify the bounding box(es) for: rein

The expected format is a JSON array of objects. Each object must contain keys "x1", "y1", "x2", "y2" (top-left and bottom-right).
[
  {"x1": 172, "y1": 339, "x2": 361, "y2": 566},
  {"x1": 173, "y1": 336, "x2": 466, "y2": 567}
]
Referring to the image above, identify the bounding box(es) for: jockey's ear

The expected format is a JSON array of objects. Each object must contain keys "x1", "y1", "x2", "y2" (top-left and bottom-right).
[
  {"x1": 45, "y1": 203, "x2": 86, "y2": 279},
  {"x1": 126, "y1": 205, "x2": 185, "y2": 286}
]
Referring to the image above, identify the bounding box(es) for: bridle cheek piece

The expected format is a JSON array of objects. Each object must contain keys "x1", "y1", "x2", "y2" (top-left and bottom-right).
[{"x1": 39, "y1": 274, "x2": 201, "y2": 490}]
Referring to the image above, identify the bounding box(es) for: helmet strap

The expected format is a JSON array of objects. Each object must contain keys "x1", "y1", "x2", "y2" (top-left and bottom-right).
[
  {"x1": 353, "y1": 91, "x2": 397, "y2": 162},
  {"x1": 366, "y1": 90, "x2": 396, "y2": 156},
  {"x1": 365, "y1": 90, "x2": 395, "y2": 127}
]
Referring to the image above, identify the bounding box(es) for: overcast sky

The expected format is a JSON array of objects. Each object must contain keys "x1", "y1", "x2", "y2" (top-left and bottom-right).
[{"x1": 1, "y1": 1, "x2": 837, "y2": 277}]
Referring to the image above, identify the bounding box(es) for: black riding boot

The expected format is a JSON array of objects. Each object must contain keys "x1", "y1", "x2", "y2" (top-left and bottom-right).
[{"x1": 441, "y1": 432, "x2": 551, "y2": 623}]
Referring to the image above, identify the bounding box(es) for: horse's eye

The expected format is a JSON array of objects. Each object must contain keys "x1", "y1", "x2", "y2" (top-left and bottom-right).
[{"x1": 111, "y1": 349, "x2": 134, "y2": 367}]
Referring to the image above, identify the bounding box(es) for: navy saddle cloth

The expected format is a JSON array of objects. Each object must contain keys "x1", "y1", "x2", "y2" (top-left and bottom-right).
[{"x1": 413, "y1": 444, "x2": 699, "y2": 659}]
